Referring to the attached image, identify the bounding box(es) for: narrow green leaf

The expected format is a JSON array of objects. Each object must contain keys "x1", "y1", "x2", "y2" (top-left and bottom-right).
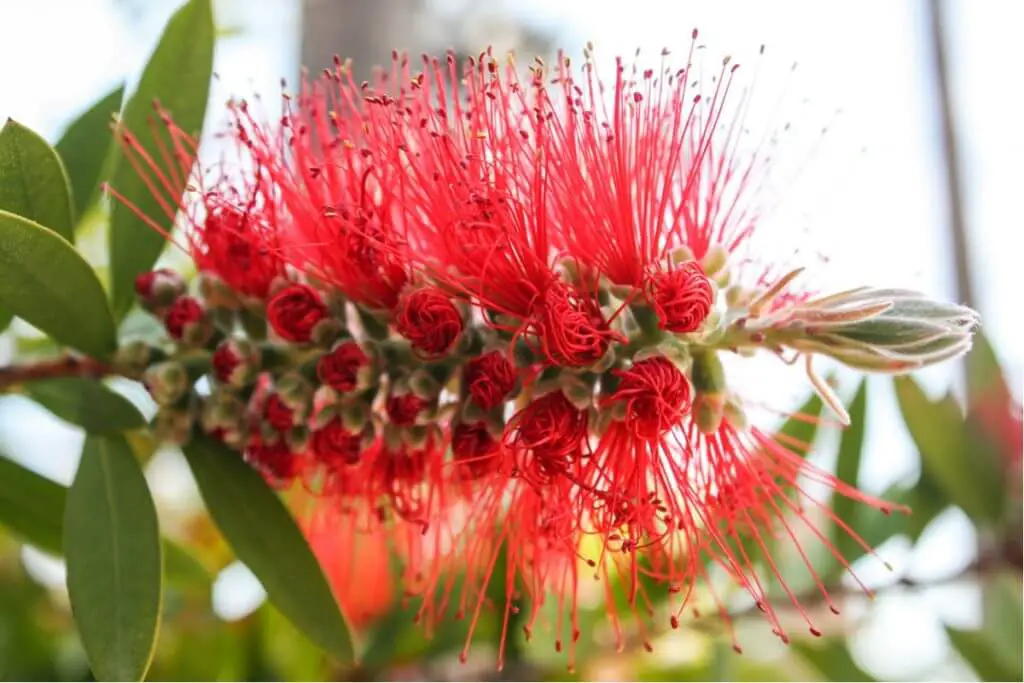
[
  {"x1": 55, "y1": 85, "x2": 126, "y2": 221},
  {"x1": 257, "y1": 605, "x2": 328, "y2": 681},
  {"x1": 65, "y1": 434, "x2": 162, "y2": 682},
  {"x1": 946, "y1": 628, "x2": 1020, "y2": 682},
  {"x1": 182, "y1": 434, "x2": 354, "y2": 662},
  {"x1": 776, "y1": 392, "x2": 826, "y2": 457},
  {"x1": 0, "y1": 307, "x2": 13, "y2": 333},
  {"x1": 981, "y1": 574, "x2": 1024, "y2": 681},
  {"x1": 833, "y1": 381, "x2": 868, "y2": 560},
  {"x1": 26, "y1": 378, "x2": 145, "y2": 433},
  {"x1": 0, "y1": 210, "x2": 117, "y2": 358},
  {"x1": 0, "y1": 119, "x2": 75, "y2": 242},
  {"x1": 0, "y1": 454, "x2": 66, "y2": 555},
  {"x1": 966, "y1": 332, "x2": 1010, "y2": 406},
  {"x1": 894, "y1": 377, "x2": 1003, "y2": 523},
  {"x1": 108, "y1": 0, "x2": 215, "y2": 319},
  {"x1": 793, "y1": 638, "x2": 876, "y2": 681}
]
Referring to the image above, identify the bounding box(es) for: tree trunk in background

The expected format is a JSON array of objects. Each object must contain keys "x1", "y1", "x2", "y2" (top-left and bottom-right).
[{"x1": 300, "y1": 0, "x2": 428, "y2": 80}]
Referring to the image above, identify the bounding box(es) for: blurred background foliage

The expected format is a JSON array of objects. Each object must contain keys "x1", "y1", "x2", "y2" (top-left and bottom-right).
[{"x1": 0, "y1": 0, "x2": 1021, "y2": 681}]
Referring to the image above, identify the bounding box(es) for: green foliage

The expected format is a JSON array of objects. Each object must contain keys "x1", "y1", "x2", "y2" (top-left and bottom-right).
[
  {"x1": 65, "y1": 434, "x2": 162, "y2": 682},
  {"x1": 832, "y1": 380, "x2": 869, "y2": 562},
  {"x1": 0, "y1": 210, "x2": 118, "y2": 358},
  {"x1": 0, "y1": 119, "x2": 75, "y2": 242},
  {"x1": 0, "y1": 453, "x2": 66, "y2": 555},
  {"x1": 792, "y1": 639, "x2": 876, "y2": 681},
  {"x1": 894, "y1": 376, "x2": 1004, "y2": 524},
  {"x1": 55, "y1": 85, "x2": 126, "y2": 221},
  {"x1": 181, "y1": 434, "x2": 355, "y2": 662},
  {"x1": 25, "y1": 377, "x2": 146, "y2": 433},
  {"x1": 107, "y1": 0, "x2": 215, "y2": 320}
]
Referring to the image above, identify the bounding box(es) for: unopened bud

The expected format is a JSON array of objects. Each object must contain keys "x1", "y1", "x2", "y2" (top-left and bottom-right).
[
  {"x1": 699, "y1": 244, "x2": 729, "y2": 278},
  {"x1": 152, "y1": 406, "x2": 193, "y2": 445},
  {"x1": 163, "y1": 296, "x2": 214, "y2": 348},
  {"x1": 198, "y1": 273, "x2": 241, "y2": 310},
  {"x1": 340, "y1": 401, "x2": 370, "y2": 433},
  {"x1": 670, "y1": 245, "x2": 696, "y2": 265},
  {"x1": 112, "y1": 341, "x2": 163, "y2": 378},
  {"x1": 211, "y1": 338, "x2": 261, "y2": 388},
  {"x1": 311, "y1": 317, "x2": 345, "y2": 348},
  {"x1": 135, "y1": 268, "x2": 186, "y2": 314},
  {"x1": 561, "y1": 376, "x2": 594, "y2": 410},
  {"x1": 693, "y1": 391, "x2": 726, "y2": 434},
  {"x1": 275, "y1": 372, "x2": 314, "y2": 412},
  {"x1": 143, "y1": 361, "x2": 190, "y2": 406},
  {"x1": 409, "y1": 368, "x2": 442, "y2": 399},
  {"x1": 200, "y1": 390, "x2": 246, "y2": 434}
]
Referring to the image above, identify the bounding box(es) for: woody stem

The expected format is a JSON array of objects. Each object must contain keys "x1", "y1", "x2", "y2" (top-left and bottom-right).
[{"x1": 0, "y1": 355, "x2": 113, "y2": 391}]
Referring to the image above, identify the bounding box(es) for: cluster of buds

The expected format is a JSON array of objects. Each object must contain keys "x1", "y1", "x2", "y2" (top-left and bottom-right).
[{"x1": 115, "y1": 36, "x2": 979, "y2": 669}]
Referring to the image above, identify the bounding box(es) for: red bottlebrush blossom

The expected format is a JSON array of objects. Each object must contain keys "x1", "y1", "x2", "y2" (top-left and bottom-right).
[
  {"x1": 245, "y1": 436, "x2": 300, "y2": 483},
  {"x1": 211, "y1": 342, "x2": 243, "y2": 384},
  {"x1": 310, "y1": 419, "x2": 363, "y2": 468},
  {"x1": 264, "y1": 393, "x2": 295, "y2": 432},
  {"x1": 107, "y1": 35, "x2": 955, "y2": 671},
  {"x1": 451, "y1": 421, "x2": 501, "y2": 479},
  {"x1": 464, "y1": 350, "x2": 517, "y2": 410},
  {"x1": 605, "y1": 357, "x2": 692, "y2": 440},
  {"x1": 536, "y1": 282, "x2": 620, "y2": 367},
  {"x1": 109, "y1": 106, "x2": 286, "y2": 303},
  {"x1": 317, "y1": 340, "x2": 370, "y2": 393},
  {"x1": 508, "y1": 391, "x2": 589, "y2": 483},
  {"x1": 385, "y1": 392, "x2": 430, "y2": 427},
  {"x1": 647, "y1": 263, "x2": 715, "y2": 333},
  {"x1": 394, "y1": 287, "x2": 464, "y2": 357},
  {"x1": 163, "y1": 296, "x2": 204, "y2": 340},
  {"x1": 266, "y1": 283, "x2": 329, "y2": 343},
  {"x1": 196, "y1": 204, "x2": 285, "y2": 300}
]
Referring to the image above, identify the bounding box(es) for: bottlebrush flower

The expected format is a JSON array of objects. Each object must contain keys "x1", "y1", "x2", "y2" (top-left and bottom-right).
[
  {"x1": 317, "y1": 340, "x2": 372, "y2": 393},
  {"x1": 266, "y1": 283, "x2": 329, "y2": 343},
  {"x1": 109, "y1": 32, "x2": 980, "y2": 673},
  {"x1": 394, "y1": 287, "x2": 464, "y2": 357},
  {"x1": 109, "y1": 107, "x2": 286, "y2": 304}
]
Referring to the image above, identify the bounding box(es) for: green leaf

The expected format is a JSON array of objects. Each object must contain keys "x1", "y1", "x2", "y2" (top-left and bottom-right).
[
  {"x1": 257, "y1": 605, "x2": 328, "y2": 681},
  {"x1": 775, "y1": 391, "x2": 826, "y2": 458},
  {"x1": 25, "y1": 378, "x2": 145, "y2": 433},
  {"x1": 0, "y1": 119, "x2": 75, "y2": 242},
  {"x1": 833, "y1": 381, "x2": 868, "y2": 560},
  {"x1": 894, "y1": 377, "x2": 1003, "y2": 524},
  {"x1": 0, "y1": 307, "x2": 12, "y2": 333},
  {"x1": 946, "y1": 628, "x2": 1020, "y2": 682},
  {"x1": 793, "y1": 638, "x2": 876, "y2": 681},
  {"x1": 966, "y1": 332, "x2": 1011, "y2": 406},
  {"x1": 55, "y1": 85, "x2": 126, "y2": 221},
  {"x1": 0, "y1": 210, "x2": 117, "y2": 358},
  {"x1": 980, "y1": 574, "x2": 1023, "y2": 681},
  {"x1": 108, "y1": 0, "x2": 215, "y2": 320},
  {"x1": 182, "y1": 434, "x2": 354, "y2": 662},
  {"x1": 65, "y1": 434, "x2": 162, "y2": 682},
  {"x1": 0, "y1": 454, "x2": 66, "y2": 555}
]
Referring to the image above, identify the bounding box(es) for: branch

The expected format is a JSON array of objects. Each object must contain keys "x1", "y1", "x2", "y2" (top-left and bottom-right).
[{"x1": 0, "y1": 355, "x2": 112, "y2": 390}]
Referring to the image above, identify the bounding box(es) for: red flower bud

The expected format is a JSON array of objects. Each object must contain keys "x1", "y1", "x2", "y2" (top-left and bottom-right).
[
  {"x1": 245, "y1": 437, "x2": 299, "y2": 482},
  {"x1": 266, "y1": 283, "x2": 329, "y2": 343},
  {"x1": 386, "y1": 393, "x2": 429, "y2": 427},
  {"x1": 452, "y1": 421, "x2": 500, "y2": 479},
  {"x1": 163, "y1": 296, "x2": 206, "y2": 341},
  {"x1": 608, "y1": 357, "x2": 691, "y2": 440},
  {"x1": 317, "y1": 341, "x2": 370, "y2": 393},
  {"x1": 394, "y1": 287, "x2": 464, "y2": 357},
  {"x1": 538, "y1": 283, "x2": 616, "y2": 367},
  {"x1": 212, "y1": 338, "x2": 259, "y2": 387},
  {"x1": 512, "y1": 391, "x2": 588, "y2": 465},
  {"x1": 264, "y1": 393, "x2": 295, "y2": 432},
  {"x1": 647, "y1": 263, "x2": 714, "y2": 333},
  {"x1": 135, "y1": 268, "x2": 187, "y2": 312},
  {"x1": 464, "y1": 351, "x2": 516, "y2": 410},
  {"x1": 311, "y1": 419, "x2": 363, "y2": 468}
]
